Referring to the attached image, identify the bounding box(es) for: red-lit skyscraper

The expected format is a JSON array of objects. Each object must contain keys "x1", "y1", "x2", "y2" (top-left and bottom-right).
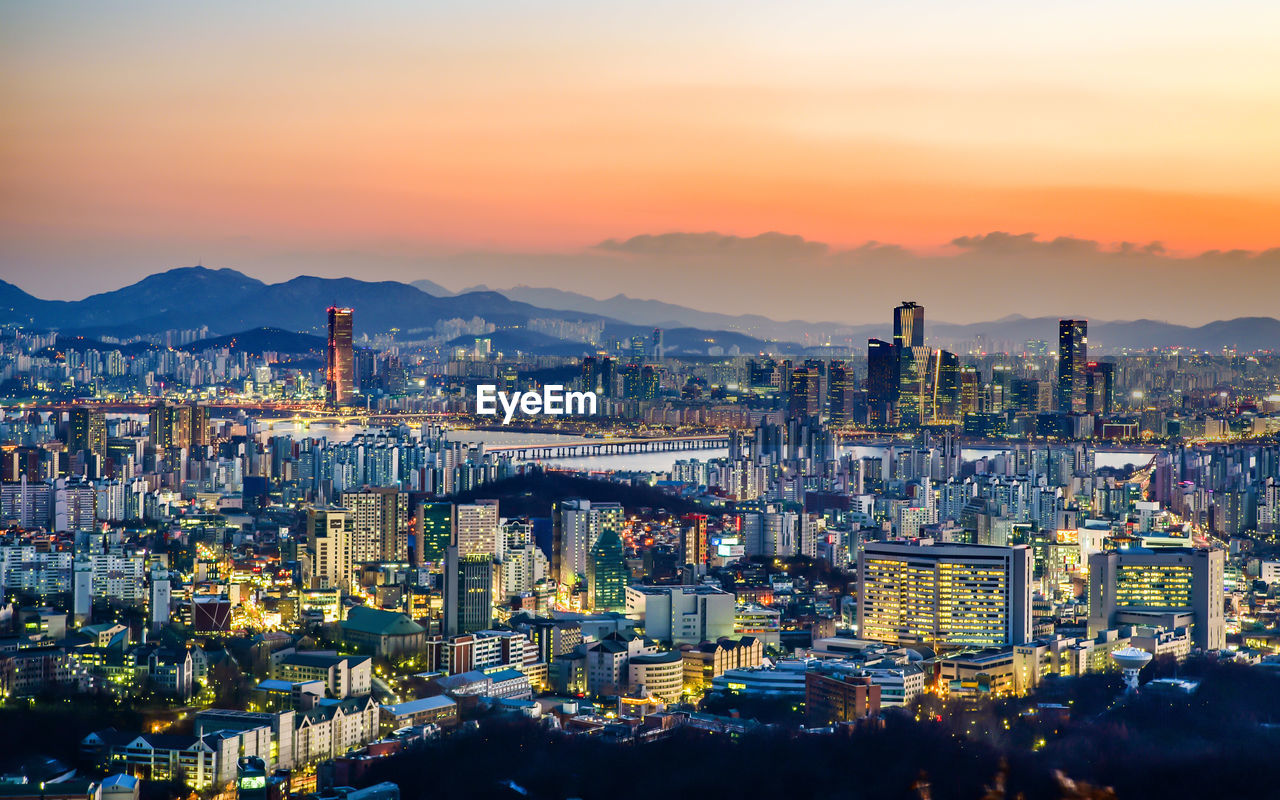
[{"x1": 327, "y1": 306, "x2": 354, "y2": 407}]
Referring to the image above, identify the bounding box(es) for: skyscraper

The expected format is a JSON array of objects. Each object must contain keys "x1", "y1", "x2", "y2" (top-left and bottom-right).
[
  {"x1": 341, "y1": 487, "x2": 409, "y2": 562},
  {"x1": 68, "y1": 407, "x2": 106, "y2": 459},
  {"x1": 1086, "y1": 361, "x2": 1115, "y2": 415},
  {"x1": 867, "y1": 338, "x2": 897, "y2": 427},
  {"x1": 444, "y1": 544, "x2": 493, "y2": 636},
  {"x1": 415, "y1": 502, "x2": 453, "y2": 564},
  {"x1": 455, "y1": 500, "x2": 500, "y2": 557},
  {"x1": 1057, "y1": 319, "x2": 1088, "y2": 414},
  {"x1": 893, "y1": 301, "x2": 924, "y2": 349},
  {"x1": 827, "y1": 360, "x2": 857, "y2": 424},
  {"x1": 930, "y1": 350, "x2": 961, "y2": 423},
  {"x1": 896, "y1": 345, "x2": 932, "y2": 428},
  {"x1": 327, "y1": 306, "x2": 355, "y2": 407},
  {"x1": 787, "y1": 363, "x2": 823, "y2": 420}
]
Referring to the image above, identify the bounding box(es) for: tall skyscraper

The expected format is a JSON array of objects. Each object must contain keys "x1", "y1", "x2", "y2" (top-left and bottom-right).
[
  {"x1": 930, "y1": 350, "x2": 961, "y2": 423},
  {"x1": 148, "y1": 401, "x2": 197, "y2": 451},
  {"x1": 1086, "y1": 361, "x2": 1115, "y2": 415},
  {"x1": 867, "y1": 338, "x2": 897, "y2": 427},
  {"x1": 327, "y1": 306, "x2": 355, "y2": 407},
  {"x1": 827, "y1": 360, "x2": 857, "y2": 424},
  {"x1": 896, "y1": 345, "x2": 932, "y2": 428},
  {"x1": 787, "y1": 364, "x2": 823, "y2": 420},
  {"x1": 444, "y1": 544, "x2": 493, "y2": 636},
  {"x1": 893, "y1": 301, "x2": 924, "y2": 349},
  {"x1": 651, "y1": 328, "x2": 664, "y2": 360},
  {"x1": 68, "y1": 407, "x2": 106, "y2": 458},
  {"x1": 857, "y1": 542, "x2": 1032, "y2": 650},
  {"x1": 1058, "y1": 319, "x2": 1088, "y2": 414},
  {"x1": 415, "y1": 502, "x2": 453, "y2": 564}
]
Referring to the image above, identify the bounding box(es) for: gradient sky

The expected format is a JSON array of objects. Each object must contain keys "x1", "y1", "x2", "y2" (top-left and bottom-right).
[{"x1": 2, "y1": 1, "x2": 1279, "y2": 322}]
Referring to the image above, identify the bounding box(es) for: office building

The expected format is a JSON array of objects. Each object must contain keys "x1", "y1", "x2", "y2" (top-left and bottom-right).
[
  {"x1": 857, "y1": 542, "x2": 1033, "y2": 650},
  {"x1": 1087, "y1": 548, "x2": 1224, "y2": 651},
  {"x1": 455, "y1": 500, "x2": 500, "y2": 557},
  {"x1": 308, "y1": 507, "x2": 355, "y2": 591},
  {"x1": 1058, "y1": 319, "x2": 1088, "y2": 414},
  {"x1": 341, "y1": 488, "x2": 409, "y2": 563},
  {"x1": 625, "y1": 585, "x2": 735, "y2": 645},
  {"x1": 68, "y1": 407, "x2": 106, "y2": 459},
  {"x1": 586, "y1": 528, "x2": 627, "y2": 612},
  {"x1": 867, "y1": 338, "x2": 897, "y2": 427},
  {"x1": 444, "y1": 545, "x2": 493, "y2": 636},
  {"x1": 327, "y1": 306, "x2": 355, "y2": 407}
]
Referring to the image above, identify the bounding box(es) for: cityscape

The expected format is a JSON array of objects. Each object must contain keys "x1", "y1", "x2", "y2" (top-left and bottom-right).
[{"x1": 4, "y1": 3, "x2": 1280, "y2": 800}]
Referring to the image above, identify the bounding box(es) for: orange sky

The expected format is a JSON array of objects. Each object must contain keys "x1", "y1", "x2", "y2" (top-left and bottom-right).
[{"x1": 2, "y1": 1, "x2": 1278, "y2": 301}]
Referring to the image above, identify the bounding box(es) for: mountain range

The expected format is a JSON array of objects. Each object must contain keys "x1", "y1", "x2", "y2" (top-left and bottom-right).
[
  {"x1": 2, "y1": 268, "x2": 1276, "y2": 355},
  {"x1": 427, "y1": 282, "x2": 1280, "y2": 353}
]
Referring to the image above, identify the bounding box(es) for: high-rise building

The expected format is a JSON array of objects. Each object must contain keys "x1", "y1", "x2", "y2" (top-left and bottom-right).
[
  {"x1": 444, "y1": 544, "x2": 493, "y2": 636},
  {"x1": 959, "y1": 365, "x2": 981, "y2": 416},
  {"x1": 1057, "y1": 319, "x2": 1088, "y2": 414},
  {"x1": 68, "y1": 407, "x2": 106, "y2": 459},
  {"x1": 787, "y1": 364, "x2": 823, "y2": 420},
  {"x1": 867, "y1": 338, "x2": 897, "y2": 427},
  {"x1": 651, "y1": 328, "x2": 664, "y2": 361},
  {"x1": 586, "y1": 529, "x2": 627, "y2": 612},
  {"x1": 326, "y1": 306, "x2": 355, "y2": 407},
  {"x1": 827, "y1": 360, "x2": 858, "y2": 424},
  {"x1": 1086, "y1": 361, "x2": 1115, "y2": 415},
  {"x1": 308, "y1": 507, "x2": 355, "y2": 591},
  {"x1": 415, "y1": 502, "x2": 453, "y2": 564},
  {"x1": 1087, "y1": 548, "x2": 1224, "y2": 651},
  {"x1": 930, "y1": 350, "x2": 961, "y2": 423},
  {"x1": 455, "y1": 500, "x2": 500, "y2": 557},
  {"x1": 341, "y1": 488, "x2": 409, "y2": 562},
  {"x1": 857, "y1": 542, "x2": 1033, "y2": 650},
  {"x1": 553, "y1": 499, "x2": 623, "y2": 587},
  {"x1": 896, "y1": 345, "x2": 932, "y2": 428},
  {"x1": 893, "y1": 301, "x2": 924, "y2": 349},
  {"x1": 147, "y1": 401, "x2": 203, "y2": 452}
]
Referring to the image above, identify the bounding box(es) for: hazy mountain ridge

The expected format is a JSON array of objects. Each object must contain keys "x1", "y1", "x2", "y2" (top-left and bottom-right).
[{"x1": 3, "y1": 269, "x2": 1276, "y2": 354}]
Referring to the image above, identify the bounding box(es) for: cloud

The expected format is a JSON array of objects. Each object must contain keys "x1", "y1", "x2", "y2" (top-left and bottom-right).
[
  {"x1": 594, "y1": 231, "x2": 829, "y2": 259},
  {"x1": 950, "y1": 231, "x2": 1102, "y2": 257}
]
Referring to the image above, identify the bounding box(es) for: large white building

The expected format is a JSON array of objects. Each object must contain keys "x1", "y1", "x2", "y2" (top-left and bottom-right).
[
  {"x1": 856, "y1": 542, "x2": 1033, "y2": 650},
  {"x1": 626, "y1": 585, "x2": 735, "y2": 645}
]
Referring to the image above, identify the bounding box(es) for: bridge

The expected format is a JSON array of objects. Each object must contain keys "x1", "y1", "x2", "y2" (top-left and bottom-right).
[{"x1": 484, "y1": 434, "x2": 730, "y2": 460}]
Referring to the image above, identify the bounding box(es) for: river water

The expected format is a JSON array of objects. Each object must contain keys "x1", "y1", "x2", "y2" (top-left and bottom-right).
[{"x1": 249, "y1": 420, "x2": 1151, "y2": 473}]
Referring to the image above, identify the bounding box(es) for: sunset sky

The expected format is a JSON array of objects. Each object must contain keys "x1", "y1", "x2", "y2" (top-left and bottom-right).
[{"x1": 2, "y1": 1, "x2": 1278, "y2": 322}]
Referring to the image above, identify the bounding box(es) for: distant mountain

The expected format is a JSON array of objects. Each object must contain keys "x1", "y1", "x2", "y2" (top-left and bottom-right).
[
  {"x1": 0, "y1": 268, "x2": 774, "y2": 355},
  {"x1": 926, "y1": 317, "x2": 1280, "y2": 353},
  {"x1": 485, "y1": 285, "x2": 857, "y2": 341},
  {"x1": 410, "y1": 278, "x2": 454, "y2": 296},
  {"x1": 0, "y1": 267, "x2": 608, "y2": 339},
  {"x1": 179, "y1": 327, "x2": 326, "y2": 355},
  {"x1": 6, "y1": 268, "x2": 1275, "y2": 355}
]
